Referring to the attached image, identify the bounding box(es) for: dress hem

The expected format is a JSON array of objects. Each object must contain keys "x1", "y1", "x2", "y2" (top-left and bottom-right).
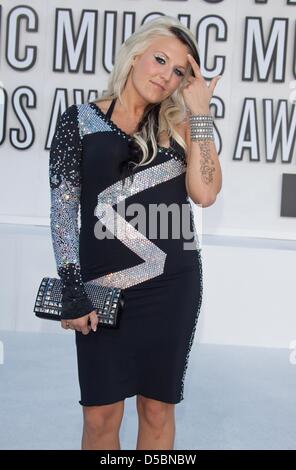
[{"x1": 78, "y1": 390, "x2": 184, "y2": 407}]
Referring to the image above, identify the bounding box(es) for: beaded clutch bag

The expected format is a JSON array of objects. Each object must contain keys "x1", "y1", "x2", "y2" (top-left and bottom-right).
[{"x1": 34, "y1": 277, "x2": 125, "y2": 328}]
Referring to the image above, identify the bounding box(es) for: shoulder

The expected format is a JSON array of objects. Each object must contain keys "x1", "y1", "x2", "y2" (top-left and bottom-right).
[
  {"x1": 91, "y1": 99, "x2": 111, "y2": 114},
  {"x1": 61, "y1": 103, "x2": 78, "y2": 118},
  {"x1": 60, "y1": 102, "x2": 99, "y2": 122},
  {"x1": 57, "y1": 102, "x2": 96, "y2": 134},
  {"x1": 55, "y1": 104, "x2": 80, "y2": 131}
]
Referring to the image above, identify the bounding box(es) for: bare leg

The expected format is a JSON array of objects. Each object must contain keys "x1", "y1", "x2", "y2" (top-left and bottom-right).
[
  {"x1": 136, "y1": 395, "x2": 176, "y2": 450},
  {"x1": 81, "y1": 400, "x2": 125, "y2": 450}
]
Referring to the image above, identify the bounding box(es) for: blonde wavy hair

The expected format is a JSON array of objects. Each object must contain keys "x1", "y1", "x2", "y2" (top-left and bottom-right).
[{"x1": 93, "y1": 15, "x2": 200, "y2": 173}]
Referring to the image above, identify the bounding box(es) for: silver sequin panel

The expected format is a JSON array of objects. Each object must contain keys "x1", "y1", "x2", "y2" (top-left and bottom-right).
[
  {"x1": 77, "y1": 104, "x2": 114, "y2": 138},
  {"x1": 50, "y1": 176, "x2": 81, "y2": 268}
]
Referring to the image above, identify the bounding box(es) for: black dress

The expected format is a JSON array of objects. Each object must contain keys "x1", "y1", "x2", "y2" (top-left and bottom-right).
[{"x1": 49, "y1": 98, "x2": 203, "y2": 406}]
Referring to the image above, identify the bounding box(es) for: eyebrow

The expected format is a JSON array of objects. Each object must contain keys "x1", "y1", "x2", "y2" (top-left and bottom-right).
[{"x1": 156, "y1": 51, "x2": 187, "y2": 70}]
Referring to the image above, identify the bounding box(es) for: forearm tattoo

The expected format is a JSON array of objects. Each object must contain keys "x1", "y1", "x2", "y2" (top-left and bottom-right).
[{"x1": 198, "y1": 140, "x2": 215, "y2": 185}]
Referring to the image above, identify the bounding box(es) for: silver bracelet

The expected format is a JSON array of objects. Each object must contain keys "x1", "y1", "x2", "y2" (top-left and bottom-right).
[{"x1": 189, "y1": 114, "x2": 214, "y2": 141}]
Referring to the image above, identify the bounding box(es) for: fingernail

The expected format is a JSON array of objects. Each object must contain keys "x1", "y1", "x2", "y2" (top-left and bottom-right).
[{"x1": 93, "y1": 326, "x2": 97, "y2": 332}]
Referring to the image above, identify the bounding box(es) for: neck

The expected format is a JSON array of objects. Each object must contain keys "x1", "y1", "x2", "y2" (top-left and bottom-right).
[{"x1": 117, "y1": 81, "x2": 150, "y2": 120}]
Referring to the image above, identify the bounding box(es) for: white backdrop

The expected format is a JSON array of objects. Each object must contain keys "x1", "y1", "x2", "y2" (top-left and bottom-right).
[
  {"x1": 0, "y1": 0, "x2": 295, "y2": 238},
  {"x1": 0, "y1": 0, "x2": 295, "y2": 347}
]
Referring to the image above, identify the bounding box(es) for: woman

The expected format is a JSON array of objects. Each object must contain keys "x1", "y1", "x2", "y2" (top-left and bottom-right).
[{"x1": 49, "y1": 15, "x2": 222, "y2": 450}]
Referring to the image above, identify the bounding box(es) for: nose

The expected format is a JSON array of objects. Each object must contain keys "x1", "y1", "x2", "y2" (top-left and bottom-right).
[{"x1": 159, "y1": 65, "x2": 173, "y2": 82}]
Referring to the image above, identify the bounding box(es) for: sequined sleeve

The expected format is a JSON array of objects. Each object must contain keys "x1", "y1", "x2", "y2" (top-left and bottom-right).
[{"x1": 49, "y1": 104, "x2": 95, "y2": 320}]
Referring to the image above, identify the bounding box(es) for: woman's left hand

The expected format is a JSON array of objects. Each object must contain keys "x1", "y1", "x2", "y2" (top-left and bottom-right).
[{"x1": 181, "y1": 54, "x2": 222, "y2": 115}]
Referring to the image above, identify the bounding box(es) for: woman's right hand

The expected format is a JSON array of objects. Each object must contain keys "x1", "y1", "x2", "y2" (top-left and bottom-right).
[{"x1": 61, "y1": 310, "x2": 98, "y2": 335}]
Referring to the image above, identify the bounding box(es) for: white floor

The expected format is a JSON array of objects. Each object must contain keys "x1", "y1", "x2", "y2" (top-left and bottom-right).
[{"x1": 0, "y1": 331, "x2": 295, "y2": 450}]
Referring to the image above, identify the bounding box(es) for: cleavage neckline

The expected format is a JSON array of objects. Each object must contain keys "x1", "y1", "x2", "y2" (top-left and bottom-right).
[{"x1": 89, "y1": 100, "x2": 186, "y2": 160}]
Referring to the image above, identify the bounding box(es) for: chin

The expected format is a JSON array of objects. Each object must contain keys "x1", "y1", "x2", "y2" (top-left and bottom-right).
[{"x1": 144, "y1": 95, "x2": 160, "y2": 105}]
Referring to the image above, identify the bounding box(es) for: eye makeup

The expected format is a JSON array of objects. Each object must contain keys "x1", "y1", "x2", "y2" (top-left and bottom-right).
[{"x1": 154, "y1": 54, "x2": 185, "y2": 77}]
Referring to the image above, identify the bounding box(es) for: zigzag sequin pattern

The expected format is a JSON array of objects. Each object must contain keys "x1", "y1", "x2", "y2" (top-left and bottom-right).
[
  {"x1": 71, "y1": 102, "x2": 188, "y2": 290},
  {"x1": 91, "y1": 158, "x2": 187, "y2": 289}
]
